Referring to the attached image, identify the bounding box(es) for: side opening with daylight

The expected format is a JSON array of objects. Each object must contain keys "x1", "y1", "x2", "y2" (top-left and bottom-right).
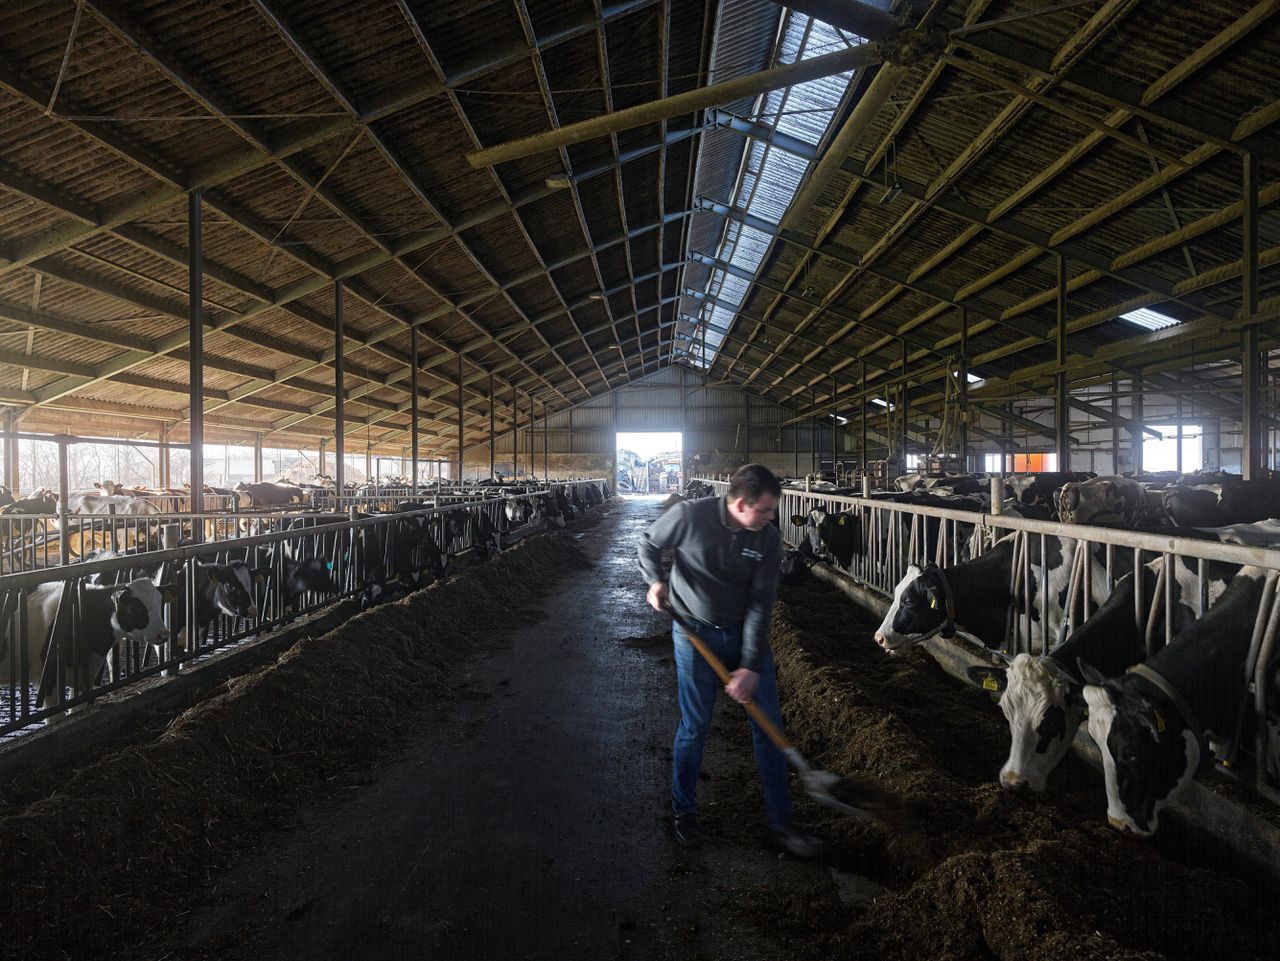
[{"x1": 616, "y1": 432, "x2": 682, "y2": 496}]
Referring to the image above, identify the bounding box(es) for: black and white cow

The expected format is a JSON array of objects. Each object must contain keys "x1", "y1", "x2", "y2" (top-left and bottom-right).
[
  {"x1": 967, "y1": 547, "x2": 1237, "y2": 792},
  {"x1": 1080, "y1": 565, "x2": 1269, "y2": 835},
  {"x1": 791, "y1": 508, "x2": 860, "y2": 569},
  {"x1": 358, "y1": 511, "x2": 449, "y2": 609},
  {"x1": 170, "y1": 561, "x2": 260, "y2": 646},
  {"x1": 1163, "y1": 477, "x2": 1280, "y2": 528},
  {"x1": 874, "y1": 532, "x2": 1103, "y2": 654},
  {"x1": 1007, "y1": 471, "x2": 1095, "y2": 508},
  {"x1": 5, "y1": 578, "x2": 170, "y2": 708},
  {"x1": 1057, "y1": 475, "x2": 1152, "y2": 527}
]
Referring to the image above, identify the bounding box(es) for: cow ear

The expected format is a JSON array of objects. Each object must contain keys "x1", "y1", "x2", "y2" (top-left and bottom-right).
[
  {"x1": 967, "y1": 665, "x2": 1007, "y2": 694},
  {"x1": 1076, "y1": 658, "x2": 1109, "y2": 687},
  {"x1": 790, "y1": 514, "x2": 806, "y2": 526}
]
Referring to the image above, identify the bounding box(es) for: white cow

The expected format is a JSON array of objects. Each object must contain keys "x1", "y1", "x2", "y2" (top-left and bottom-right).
[{"x1": 65, "y1": 493, "x2": 162, "y2": 515}]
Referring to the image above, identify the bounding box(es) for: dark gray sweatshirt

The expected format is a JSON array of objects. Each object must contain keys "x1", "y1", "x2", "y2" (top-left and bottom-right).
[{"x1": 637, "y1": 495, "x2": 781, "y2": 671}]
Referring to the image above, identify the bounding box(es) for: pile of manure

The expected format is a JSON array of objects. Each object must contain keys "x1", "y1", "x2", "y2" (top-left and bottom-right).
[{"x1": 758, "y1": 577, "x2": 1280, "y2": 961}]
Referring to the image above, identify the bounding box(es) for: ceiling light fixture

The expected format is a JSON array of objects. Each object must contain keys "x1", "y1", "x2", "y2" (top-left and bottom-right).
[{"x1": 545, "y1": 176, "x2": 572, "y2": 190}]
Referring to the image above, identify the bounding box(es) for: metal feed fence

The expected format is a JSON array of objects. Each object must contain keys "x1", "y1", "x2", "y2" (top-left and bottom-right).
[
  {"x1": 0, "y1": 480, "x2": 608, "y2": 738},
  {"x1": 700, "y1": 477, "x2": 1280, "y2": 807}
]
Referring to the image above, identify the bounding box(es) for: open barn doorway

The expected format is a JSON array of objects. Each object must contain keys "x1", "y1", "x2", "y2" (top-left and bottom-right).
[{"x1": 616, "y1": 432, "x2": 682, "y2": 496}]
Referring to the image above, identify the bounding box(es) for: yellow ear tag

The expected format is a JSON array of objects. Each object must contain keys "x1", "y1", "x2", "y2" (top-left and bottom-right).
[
  {"x1": 1154, "y1": 710, "x2": 1166, "y2": 734},
  {"x1": 929, "y1": 596, "x2": 938, "y2": 609},
  {"x1": 838, "y1": 516, "x2": 847, "y2": 526},
  {"x1": 162, "y1": 592, "x2": 173, "y2": 605},
  {"x1": 982, "y1": 676, "x2": 999, "y2": 692},
  {"x1": 254, "y1": 574, "x2": 265, "y2": 584}
]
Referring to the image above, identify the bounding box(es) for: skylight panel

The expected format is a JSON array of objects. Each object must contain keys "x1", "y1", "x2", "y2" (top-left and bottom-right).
[
  {"x1": 682, "y1": 8, "x2": 862, "y2": 370},
  {"x1": 1120, "y1": 308, "x2": 1180, "y2": 330}
]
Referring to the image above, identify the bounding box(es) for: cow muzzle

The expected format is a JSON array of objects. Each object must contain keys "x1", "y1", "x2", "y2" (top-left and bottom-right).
[
  {"x1": 999, "y1": 770, "x2": 1033, "y2": 792},
  {"x1": 873, "y1": 633, "x2": 900, "y2": 654}
]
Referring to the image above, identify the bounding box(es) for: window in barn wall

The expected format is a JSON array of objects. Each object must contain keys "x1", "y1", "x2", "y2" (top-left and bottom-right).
[
  {"x1": 984, "y1": 452, "x2": 1005, "y2": 473},
  {"x1": 905, "y1": 453, "x2": 921, "y2": 469},
  {"x1": 1010, "y1": 453, "x2": 1058, "y2": 472},
  {"x1": 1143, "y1": 424, "x2": 1203, "y2": 472}
]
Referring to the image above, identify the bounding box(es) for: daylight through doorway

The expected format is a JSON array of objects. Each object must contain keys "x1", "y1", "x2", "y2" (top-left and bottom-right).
[{"x1": 616, "y1": 432, "x2": 682, "y2": 495}]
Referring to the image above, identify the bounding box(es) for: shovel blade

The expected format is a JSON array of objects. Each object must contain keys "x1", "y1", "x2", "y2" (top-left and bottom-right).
[{"x1": 800, "y1": 769, "x2": 878, "y2": 819}]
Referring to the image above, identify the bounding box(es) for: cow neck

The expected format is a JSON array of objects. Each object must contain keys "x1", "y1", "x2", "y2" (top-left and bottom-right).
[
  {"x1": 1141, "y1": 568, "x2": 1266, "y2": 735},
  {"x1": 942, "y1": 543, "x2": 1013, "y2": 645},
  {"x1": 922, "y1": 564, "x2": 957, "y2": 638},
  {"x1": 1126, "y1": 662, "x2": 1204, "y2": 749}
]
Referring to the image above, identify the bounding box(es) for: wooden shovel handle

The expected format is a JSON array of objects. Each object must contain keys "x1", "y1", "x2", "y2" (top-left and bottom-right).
[{"x1": 679, "y1": 624, "x2": 793, "y2": 754}]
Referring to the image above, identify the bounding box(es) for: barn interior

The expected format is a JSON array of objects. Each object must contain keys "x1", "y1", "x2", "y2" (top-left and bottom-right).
[{"x1": 1, "y1": 1, "x2": 1279, "y2": 959}]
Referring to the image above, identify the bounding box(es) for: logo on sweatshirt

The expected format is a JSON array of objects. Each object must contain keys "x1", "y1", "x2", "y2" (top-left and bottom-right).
[{"x1": 740, "y1": 548, "x2": 763, "y2": 561}]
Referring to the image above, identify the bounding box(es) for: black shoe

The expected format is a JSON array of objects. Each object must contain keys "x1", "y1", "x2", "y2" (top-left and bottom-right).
[
  {"x1": 673, "y1": 812, "x2": 704, "y2": 849},
  {"x1": 772, "y1": 826, "x2": 823, "y2": 859}
]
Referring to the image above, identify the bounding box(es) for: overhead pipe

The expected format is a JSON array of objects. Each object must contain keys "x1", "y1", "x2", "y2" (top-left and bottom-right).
[{"x1": 467, "y1": 43, "x2": 885, "y2": 169}]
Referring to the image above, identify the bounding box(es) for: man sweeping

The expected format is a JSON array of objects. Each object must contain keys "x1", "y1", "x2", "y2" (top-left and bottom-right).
[{"x1": 638, "y1": 463, "x2": 821, "y2": 857}]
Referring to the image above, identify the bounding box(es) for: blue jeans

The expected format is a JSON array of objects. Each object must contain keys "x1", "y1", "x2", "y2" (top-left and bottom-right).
[{"x1": 671, "y1": 619, "x2": 793, "y2": 832}]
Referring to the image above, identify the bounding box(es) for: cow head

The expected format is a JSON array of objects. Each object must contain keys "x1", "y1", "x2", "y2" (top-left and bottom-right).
[
  {"x1": 968, "y1": 653, "x2": 1084, "y2": 792},
  {"x1": 283, "y1": 557, "x2": 337, "y2": 600},
  {"x1": 110, "y1": 578, "x2": 170, "y2": 652},
  {"x1": 1057, "y1": 478, "x2": 1137, "y2": 527},
  {"x1": 874, "y1": 564, "x2": 957, "y2": 653},
  {"x1": 202, "y1": 562, "x2": 259, "y2": 620},
  {"x1": 1080, "y1": 662, "x2": 1199, "y2": 836},
  {"x1": 788, "y1": 506, "x2": 829, "y2": 560}
]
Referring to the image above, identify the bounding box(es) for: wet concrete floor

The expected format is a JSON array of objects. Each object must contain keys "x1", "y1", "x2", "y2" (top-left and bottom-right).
[{"x1": 181, "y1": 496, "x2": 827, "y2": 961}]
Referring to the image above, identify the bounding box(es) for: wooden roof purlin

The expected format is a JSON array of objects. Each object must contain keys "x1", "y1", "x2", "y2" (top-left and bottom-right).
[{"x1": 0, "y1": 0, "x2": 721, "y2": 450}]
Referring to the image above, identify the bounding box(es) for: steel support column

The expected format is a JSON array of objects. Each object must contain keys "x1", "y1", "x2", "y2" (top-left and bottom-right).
[
  {"x1": 860, "y1": 362, "x2": 867, "y2": 470},
  {"x1": 811, "y1": 387, "x2": 818, "y2": 475},
  {"x1": 158, "y1": 423, "x2": 170, "y2": 488},
  {"x1": 793, "y1": 404, "x2": 799, "y2": 478},
  {"x1": 410, "y1": 325, "x2": 419, "y2": 494},
  {"x1": 1111, "y1": 373, "x2": 1121, "y2": 475},
  {"x1": 253, "y1": 432, "x2": 263, "y2": 483},
  {"x1": 542, "y1": 401, "x2": 549, "y2": 483},
  {"x1": 1131, "y1": 379, "x2": 1144, "y2": 474},
  {"x1": 1056, "y1": 255, "x2": 1071, "y2": 470},
  {"x1": 958, "y1": 309, "x2": 970, "y2": 471},
  {"x1": 333, "y1": 279, "x2": 345, "y2": 494},
  {"x1": 188, "y1": 189, "x2": 203, "y2": 516},
  {"x1": 830, "y1": 375, "x2": 837, "y2": 475},
  {"x1": 488, "y1": 373, "x2": 495, "y2": 481},
  {"x1": 900, "y1": 340, "x2": 909, "y2": 466},
  {"x1": 456, "y1": 353, "x2": 465, "y2": 482},
  {"x1": 1243, "y1": 151, "x2": 1262, "y2": 480},
  {"x1": 2, "y1": 410, "x2": 17, "y2": 489},
  {"x1": 512, "y1": 388, "x2": 519, "y2": 478}
]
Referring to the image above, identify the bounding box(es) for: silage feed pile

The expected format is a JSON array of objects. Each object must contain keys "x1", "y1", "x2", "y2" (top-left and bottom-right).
[
  {"x1": 764, "y1": 578, "x2": 1279, "y2": 961},
  {"x1": 0, "y1": 530, "x2": 592, "y2": 961}
]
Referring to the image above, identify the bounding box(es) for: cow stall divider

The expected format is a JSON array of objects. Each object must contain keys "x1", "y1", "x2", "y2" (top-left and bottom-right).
[
  {"x1": 0, "y1": 480, "x2": 609, "y2": 738},
  {"x1": 698, "y1": 477, "x2": 1280, "y2": 809}
]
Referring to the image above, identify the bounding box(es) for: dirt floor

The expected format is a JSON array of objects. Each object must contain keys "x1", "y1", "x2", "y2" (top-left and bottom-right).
[{"x1": 1, "y1": 496, "x2": 1277, "y2": 960}]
